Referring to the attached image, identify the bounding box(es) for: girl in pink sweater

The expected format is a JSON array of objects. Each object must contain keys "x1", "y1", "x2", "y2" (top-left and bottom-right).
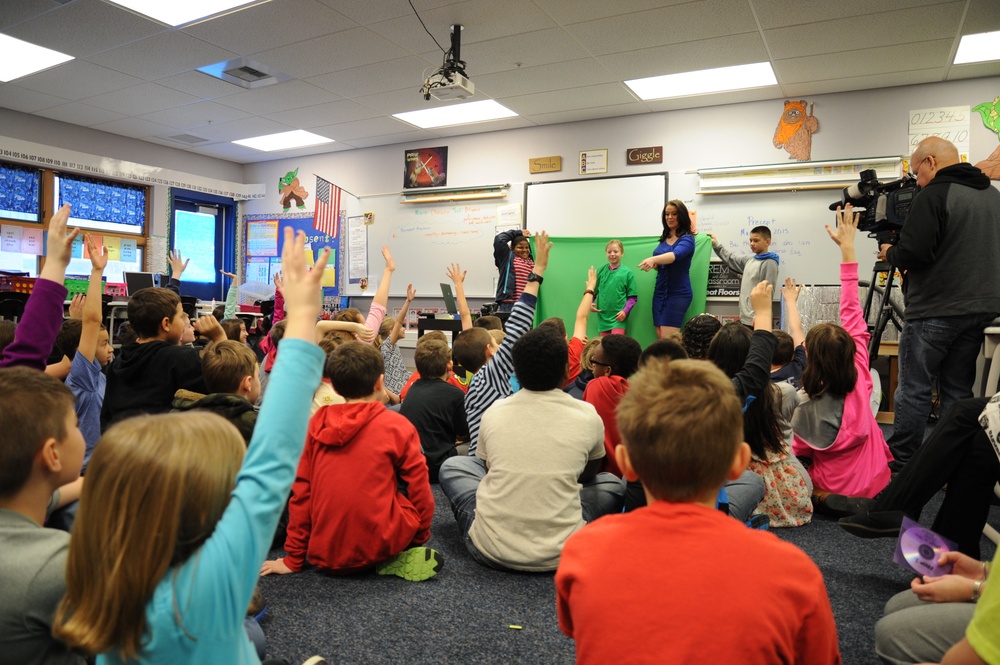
[{"x1": 791, "y1": 206, "x2": 893, "y2": 498}]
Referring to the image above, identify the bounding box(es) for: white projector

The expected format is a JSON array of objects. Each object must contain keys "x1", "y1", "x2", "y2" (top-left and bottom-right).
[{"x1": 430, "y1": 74, "x2": 475, "y2": 101}]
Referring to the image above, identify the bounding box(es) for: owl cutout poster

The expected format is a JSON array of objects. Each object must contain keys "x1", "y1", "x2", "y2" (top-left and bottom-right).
[{"x1": 773, "y1": 100, "x2": 819, "y2": 161}]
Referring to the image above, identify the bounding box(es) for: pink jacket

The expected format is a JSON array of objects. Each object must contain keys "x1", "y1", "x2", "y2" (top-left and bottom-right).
[{"x1": 792, "y1": 263, "x2": 892, "y2": 498}]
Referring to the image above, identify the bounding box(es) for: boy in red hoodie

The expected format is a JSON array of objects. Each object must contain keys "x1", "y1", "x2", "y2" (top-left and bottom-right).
[
  {"x1": 260, "y1": 341, "x2": 441, "y2": 581},
  {"x1": 582, "y1": 334, "x2": 642, "y2": 477}
]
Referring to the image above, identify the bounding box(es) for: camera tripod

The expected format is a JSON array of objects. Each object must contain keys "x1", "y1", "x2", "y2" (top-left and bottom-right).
[{"x1": 860, "y1": 260, "x2": 905, "y2": 362}]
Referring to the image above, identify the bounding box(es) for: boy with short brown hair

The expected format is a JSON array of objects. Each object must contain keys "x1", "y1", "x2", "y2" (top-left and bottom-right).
[{"x1": 556, "y1": 358, "x2": 841, "y2": 664}]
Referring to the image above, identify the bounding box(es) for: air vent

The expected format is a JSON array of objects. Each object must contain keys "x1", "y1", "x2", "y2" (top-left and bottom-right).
[
  {"x1": 224, "y1": 65, "x2": 270, "y2": 82},
  {"x1": 197, "y1": 57, "x2": 291, "y2": 90},
  {"x1": 165, "y1": 133, "x2": 210, "y2": 144}
]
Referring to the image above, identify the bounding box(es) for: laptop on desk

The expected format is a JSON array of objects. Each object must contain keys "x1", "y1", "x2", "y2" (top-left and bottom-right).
[
  {"x1": 124, "y1": 272, "x2": 157, "y2": 296},
  {"x1": 440, "y1": 283, "x2": 459, "y2": 318}
]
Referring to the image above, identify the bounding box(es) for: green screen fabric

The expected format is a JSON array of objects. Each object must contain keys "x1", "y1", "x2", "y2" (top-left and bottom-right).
[{"x1": 532, "y1": 234, "x2": 712, "y2": 349}]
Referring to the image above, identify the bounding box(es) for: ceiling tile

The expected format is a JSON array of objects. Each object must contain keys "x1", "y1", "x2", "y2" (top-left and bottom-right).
[
  {"x1": 641, "y1": 86, "x2": 781, "y2": 113},
  {"x1": 83, "y1": 83, "x2": 201, "y2": 116},
  {"x1": 946, "y1": 61, "x2": 1000, "y2": 81},
  {"x1": 764, "y1": 4, "x2": 964, "y2": 60},
  {"x1": 181, "y1": 142, "x2": 265, "y2": 162},
  {"x1": 14, "y1": 61, "x2": 146, "y2": 101},
  {"x1": 0, "y1": 84, "x2": 70, "y2": 113},
  {"x1": 249, "y1": 27, "x2": 409, "y2": 79},
  {"x1": 597, "y1": 32, "x2": 769, "y2": 80},
  {"x1": 264, "y1": 99, "x2": 382, "y2": 128},
  {"x1": 342, "y1": 129, "x2": 437, "y2": 149},
  {"x1": 751, "y1": 0, "x2": 956, "y2": 30},
  {"x1": 431, "y1": 116, "x2": 535, "y2": 136},
  {"x1": 316, "y1": 0, "x2": 462, "y2": 26},
  {"x1": 188, "y1": 116, "x2": 298, "y2": 142},
  {"x1": 775, "y1": 41, "x2": 953, "y2": 84},
  {"x1": 183, "y1": 0, "x2": 357, "y2": 55},
  {"x1": 139, "y1": 101, "x2": 253, "y2": 129},
  {"x1": 526, "y1": 101, "x2": 649, "y2": 126},
  {"x1": 307, "y1": 57, "x2": 435, "y2": 98},
  {"x1": 782, "y1": 69, "x2": 945, "y2": 97},
  {"x1": 35, "y1": 101, "x2": 127, "y2": 126},
  {"x1": 314, "y1": 116, "x2": 429, "y2": 141},
  {"x1": 154, "y1": 70, "x2": 245, "y2": 99},
  {"x1": 90, "y1": 116, "x2": 176, "y2": 138},
  {"x1": 458, "y1": 27, "x2": 593, "y2": 76},
  {"x1": 963, "y1": 0, "x2": 1000, "y2": 33},
  {"x1": 500, "y1": 82, "x2": 637, "y2": 115},
  {"x1": 352, "y1": 87, "x2": 459, "y2": 115},
  {"x1": 472, "y1": 59, "x2": 613, "y2": 98},
  {"x1": 215, "y1": 80, "x2": 341, "y2": 116},
  {"x1": 532, "y1": 0, "x2": 691, "y2": 25},
  {"x1": 0, "y1": 0, "x2": 63, "y2": 31},
  {"x1": 563, "y1": 0, "x2": 758, "y2": 57},
  {"x1": 87, "y1": 31, "x2": 239, "y2": 80},
  {"x1": 6, "y1": 0, "x2": 166, "y2": 58}
]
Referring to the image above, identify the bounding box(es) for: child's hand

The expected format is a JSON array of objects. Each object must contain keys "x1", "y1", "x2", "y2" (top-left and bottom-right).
[
  {"x1": 68, "y1": 294, "x2": 86, "y2": 320},
  {"x1": 194, "y1": 315, "x2": 226, "y2": 342},
  {"x1": 382, "y1": 245, "x2": 395, "y2": 272},
  {"x1": 590, "y1": 303, "x2": 601, "y2": 313},
  {"x1": 826, "y1": 205, "x2": 859, "y2": 248},
  {"x1": 750, "y1": 280, "x2": 773, "y2": 315},
  {"x1": 781, "y1": 277, "x2": 802, "y2": 304},
  {"x1": 910, "y1": 574, "x2": 976, "y2": 604},
  {"x1": 85, "y1": 234, "x2": 107, "y2": 272},
  {"x1": 521, "y1": 229, "x2": 532, "y2": 237},
  {"x1": 446, "y1": 263, "x2": 466, "y2": 285},
  {"x1": 615, "y1": 310, "x2": 627, "y2": 322},
  {"x1": 44, "y1": 204, "x2": 79, "y2": 270},
  {"x1": 352, "y1": 323, "x2": 376, "y2": 344},
  {"x1": 220, "y1": 269, "x2": 241, "y2": 286},
  {"x1": 273, "y1": 272, "x2": 283, "y2": 294},
  {"x1": 280, "y1": 228, "x2": 328, "y2": 328},
  {"x1": 169, "y1": 249, "x2": 190, "y2": 278},
  {"x1": 936, "y1": 552, "x2": 986, "y2": 581},
  {"x1": 532, "y1": 231, "x2": 552, "y2": 271},
  {"x1": 707, "y1": 232, "x2": 719, "y2": 244},
  {"x1": 637, "y1": 257, "x2": 656, "y2": 272},
  {"x1": 406, "y1": 283, "x2": 416, "y2": 302},
  {"x1": 260, "y1": 558, "x2": 294, "y2": 576},
  {"x1": 586, "y1": 266, "x2": 597, "y2": 291}
]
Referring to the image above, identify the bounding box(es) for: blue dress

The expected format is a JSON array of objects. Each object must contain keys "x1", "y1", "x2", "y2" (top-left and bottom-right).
[{"x1": 652, "y1": 234, "x2": 695, "y2": 327}]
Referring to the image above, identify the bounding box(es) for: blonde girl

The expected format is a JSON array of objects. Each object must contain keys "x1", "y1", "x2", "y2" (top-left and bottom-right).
[
  {"x1": 53, "y1": 229, "x2": 328, "y2": 664},
  {"x1": 591, "y1": 239, "x2": 638, "y2": 336}
]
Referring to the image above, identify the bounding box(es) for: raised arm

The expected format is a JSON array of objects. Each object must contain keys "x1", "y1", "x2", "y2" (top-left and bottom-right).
[
  {"x1": 574, "y1": 266, "x2": 597, "y2": 341},
  {"x1": 220, "y1": 270, "x2": 241, "y2": 319},
  {"x1": 165, "y1": 249, "x2": 189, "y2": 295},
  {"x1": 731, "y1": 280, "x2": 778, "y2": 400},
  {"x1": 2, "y1": 204, "x2": 76, "y2": 371},
  {"x1": 781, "y1": 277, "x2": 805, "y2": 347},
  {"x1": 390, "y1": 284, "x2": 415, "y2": 346},
  {"x1": 709, "y1": 234, "x2": 749, "y2": 274},
  {"x1": 522, "y1": 231, "x2": 550, "y2": 299},
  {"x1": 77, "y1": 235, "x2": 108, "y2": 363},
  {"x1": 827, "y1": 205, "x2": 869, "y2": 342},
  {"x1": 446, "y1": 263, "x2": 473, "y2": 330},
  {"x1": 314, "y1": 320, "x2": 375, "y2": 344}
]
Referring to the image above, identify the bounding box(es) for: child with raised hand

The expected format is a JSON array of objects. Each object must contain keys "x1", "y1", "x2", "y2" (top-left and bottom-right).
[
  {"x1": 771, "y1": 277, "x2": 807, "y2": 387},
  {"x1": 53, "y1": 228, "x2": 329, "y2": 664},
  {"x1": 791, "y1": 206, "x2": 893, "y2": 502},
  {"x1": 494, "y1": 228, "x2": 533, "y2": 312},
  {"x1": 378, "y1": 283, "x2": 415, "y2": 396},
  {"x1": 335, "y1": 245, "x2": 395, "y2": 343},
  {"x1": 591, "y1": 239, "x2": 638, "y2": 336},
  {"x1": 708, "y1": 226, "x2": 779, "y2": 326},
  {"x1": 446, "y1": 262, "x2": 473, "y2": 330},
  {"x1": 1, "y1": 204, "x2": 77, "y2": 371}
]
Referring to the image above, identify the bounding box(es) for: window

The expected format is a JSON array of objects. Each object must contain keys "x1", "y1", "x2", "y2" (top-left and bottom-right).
[{"x1": 54, "y1": 173, "x2": 146, "y2": 235}]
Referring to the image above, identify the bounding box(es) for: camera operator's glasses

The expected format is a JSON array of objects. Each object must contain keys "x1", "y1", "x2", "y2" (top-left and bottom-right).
[{"x1": 909, "y1": 157, "x2": 928, "y2": 177}]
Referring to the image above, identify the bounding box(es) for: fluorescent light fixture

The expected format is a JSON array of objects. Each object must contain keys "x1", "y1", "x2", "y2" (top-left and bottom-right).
[
  {"x1": 394, "y1": 100, "x2": 518, "y2": 129},
  {"x1": 0, "y1": 34, "x2": 73, "y2": 82},
  {"x1": 954, "y1": 31, "x2": 1000, "y2": 65},
  {"x1": 232, "y1": 130, "x2": 334, "y2": 152},
  {"x1": 104, "y1": 0, "x2": 261, "y2": 27},
  {"x1": 625, "y1": 62, "x2": 777, "y2": 100}
]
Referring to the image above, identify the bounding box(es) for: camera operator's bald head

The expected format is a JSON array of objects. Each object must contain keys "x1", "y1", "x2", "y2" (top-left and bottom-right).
[{"x1": 910, "y1": 137, "x2": 960, "y2": 187}]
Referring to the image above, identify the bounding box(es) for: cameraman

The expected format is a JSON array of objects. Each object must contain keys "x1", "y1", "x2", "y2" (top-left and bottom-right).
[{"x1": 876, "y1": 137, "x2": 1000, "y2": 471}]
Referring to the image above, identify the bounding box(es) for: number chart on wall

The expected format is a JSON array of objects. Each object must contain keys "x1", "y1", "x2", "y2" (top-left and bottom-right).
[{"x1": 244, "y1": 213, "x2": 340, "y2": 296}]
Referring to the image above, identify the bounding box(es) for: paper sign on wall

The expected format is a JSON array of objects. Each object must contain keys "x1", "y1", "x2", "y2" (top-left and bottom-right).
[
  {"x1": 104, "y1": 236, "x2": 121, "y2": 261},
  {"x1": 1, "y1": 224, "x2": 22, "y2": 253},
  {"x1": 120, "y1": 239, "x2": 137, "y2": 263},
  {"x1": 20, "y1": 228, "x2": 43, "y2": 255}
]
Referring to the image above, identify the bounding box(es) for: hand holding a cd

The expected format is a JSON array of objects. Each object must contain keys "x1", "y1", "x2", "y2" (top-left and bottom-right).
[
  {"x1": 910, "y1": 574, "x2": 979, "y2": 603},
  {"x1": 936, "y1": 551, "x2": 988, "y2": 581}
]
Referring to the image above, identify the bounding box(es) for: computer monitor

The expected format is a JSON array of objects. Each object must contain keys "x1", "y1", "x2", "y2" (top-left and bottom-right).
[{"x1": 124, "y1": 272, "x2": 156, "y2": 296}]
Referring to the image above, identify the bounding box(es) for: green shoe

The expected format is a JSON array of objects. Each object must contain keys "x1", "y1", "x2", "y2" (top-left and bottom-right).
[{"x1": 376, "y1": 547, "x2": 443, "y2": 581}]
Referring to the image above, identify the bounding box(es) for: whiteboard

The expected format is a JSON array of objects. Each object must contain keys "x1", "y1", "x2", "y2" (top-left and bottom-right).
[
  {"x1": 692, "y1": 188, "x2": 877, "y2": 287},
  {"x1": 345, "y1": 193, "x2": 519, "y2": 297},
  {"x1": 524, "y1": 173, "x2": 668, "y2": 237}
]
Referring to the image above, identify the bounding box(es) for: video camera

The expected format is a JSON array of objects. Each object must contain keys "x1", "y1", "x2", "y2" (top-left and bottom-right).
[{"x1": 829, "y1": 169, "x2": 919, "y2": 245}]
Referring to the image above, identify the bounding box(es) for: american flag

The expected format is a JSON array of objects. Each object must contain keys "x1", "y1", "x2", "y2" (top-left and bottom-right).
[{"x1": 314, "y1": 175, "x2": 341, "y2": 238}]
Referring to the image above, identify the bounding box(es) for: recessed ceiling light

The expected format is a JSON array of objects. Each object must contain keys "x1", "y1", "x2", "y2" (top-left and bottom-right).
[
  {"x1": 104, "y1": 0, "x2": 262, "y2": 27},
  {"x1": 625, "y1": 62, "x2": 778, "y2": 101},
  {"x1": 954, "y1": 30, "x2": 1000, "y2": 65},
  {"x1": 232, "y1": 130, "x2": 334, "y2": 152},
  {"x1": 394, "y1": 100, "x2": 518, "y2": 129},
  {"x1": 0, "y1": 34, "x2": 73, "y2": 82}
]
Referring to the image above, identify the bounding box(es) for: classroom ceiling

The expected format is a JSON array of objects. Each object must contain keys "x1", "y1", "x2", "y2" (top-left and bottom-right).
[{"x1": 1, "y1": 0, "x2": 998, "y2": 165}]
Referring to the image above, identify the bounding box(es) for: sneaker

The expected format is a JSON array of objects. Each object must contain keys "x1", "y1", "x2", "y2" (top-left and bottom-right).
[
  {"x1": 745, "y1": 514, "x2": 770, "y2": 530},
  {"x1": 376, "y1": 547, "x2": 443, "y2": 582},
  {"x1": 838, "y1": 509, "x2": 906, "y2": 538}
]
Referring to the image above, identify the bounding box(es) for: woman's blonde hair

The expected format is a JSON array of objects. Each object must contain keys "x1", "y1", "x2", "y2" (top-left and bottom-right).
[{"x1": 53, "y1": 412, "x2": 245, "y2": 659}]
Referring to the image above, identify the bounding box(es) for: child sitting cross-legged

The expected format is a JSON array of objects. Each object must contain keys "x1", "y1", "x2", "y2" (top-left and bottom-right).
[
  {"x1": 261, "y1": 340, "x2": 441, "y2": 582},
  {"x1": 556, "y1": 358, "x2": 841, "y2": 664}
]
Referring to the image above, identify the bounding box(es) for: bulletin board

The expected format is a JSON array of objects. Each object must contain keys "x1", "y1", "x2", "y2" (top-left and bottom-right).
[{"x1": 243, "y1": 213, "x2": 340, "y2": 296}]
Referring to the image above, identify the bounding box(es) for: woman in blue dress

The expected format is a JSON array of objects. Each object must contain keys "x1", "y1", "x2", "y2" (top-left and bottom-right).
[{"x1": 638, "y1": 199, "x2": 695, "y2": 338}]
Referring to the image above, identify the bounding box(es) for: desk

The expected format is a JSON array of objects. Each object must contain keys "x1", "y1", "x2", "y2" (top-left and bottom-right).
[{"x1": 417, "y1": 316, "x2": 463, "y2": 343}]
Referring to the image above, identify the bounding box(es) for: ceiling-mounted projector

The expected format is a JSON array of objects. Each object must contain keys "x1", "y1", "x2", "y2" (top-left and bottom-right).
[
  {"x1": 421, "y1": 24, "x2": 474, "y2": 101},
  {"x1": 429, "y1": 73, "x2": 475, "y2": 100}
]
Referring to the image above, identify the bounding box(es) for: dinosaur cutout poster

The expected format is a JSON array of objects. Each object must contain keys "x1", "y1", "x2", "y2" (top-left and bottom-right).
[
  {"x1": 773, "y1": 100, "x2": 819, "y2": 161},
  {"x1": 278, "y1": 168, "x2": 308, "y2": 212},
  {"x1": 973, "y1": 96, "x2": 1000, "y2": 180}
]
